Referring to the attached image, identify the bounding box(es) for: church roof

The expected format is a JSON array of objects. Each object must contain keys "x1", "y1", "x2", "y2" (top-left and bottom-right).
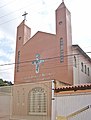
[
  {"x1": 72, "y1": 45, "x2": 91, "y2": 63},
  {"x1": 55, "y1": 84, "x2": 91, "y2": 92}
]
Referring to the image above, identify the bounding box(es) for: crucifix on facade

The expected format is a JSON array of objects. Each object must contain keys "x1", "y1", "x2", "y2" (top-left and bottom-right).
[
  {"x1": 22, "y1": 11, "x2": 28, "y2": 21},
  {"x1": 32, "y1": 54, "x2": 44, "y2": 73}
]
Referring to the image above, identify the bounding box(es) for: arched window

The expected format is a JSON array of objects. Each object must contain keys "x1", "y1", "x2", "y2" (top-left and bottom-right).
[
  {"x1": 87, "y1": 67, "x2": 90, "y2": 76},
  {"x1": 74, "y1": 56, "x2": 77, "y2": 67},
  {"x1": 85, "y1": 65, "x2": 87, "y2": 74},
  {"x1": 81, "y1": 62, "x2": 83, "y2": 72},
  {"x1": 28, "y1": 87, "x2": 47, "y2": 115}
]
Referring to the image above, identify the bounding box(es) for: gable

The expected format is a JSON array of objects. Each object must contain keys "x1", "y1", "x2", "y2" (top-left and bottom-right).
[{"x1": 22, "y1": 31, "x2": 57, "y2": 60}]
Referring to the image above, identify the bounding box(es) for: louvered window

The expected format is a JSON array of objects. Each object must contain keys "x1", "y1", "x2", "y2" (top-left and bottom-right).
[
  {"x1": 28, "y1": 87, "x2": 47, "y2": 115},
  {"x1": 60, "y1": 38, "x2": 64, "y2": 62}
]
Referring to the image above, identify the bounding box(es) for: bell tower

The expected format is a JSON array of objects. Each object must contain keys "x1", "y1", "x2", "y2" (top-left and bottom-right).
[
  {"x1": 14, "y1": 16, "x2": 31, "y2": 83},
  {"x1": 56, "y1": 1, "x2": 73, "y2": 84}
]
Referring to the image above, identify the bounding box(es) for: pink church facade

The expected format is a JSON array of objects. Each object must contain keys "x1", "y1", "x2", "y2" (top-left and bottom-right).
[
  {"x1": 14, "y1": 2, "x2": 91, "y2": 86},
  {"x1": 14, "y1": 2, "x2": 73, "y2": 85}
]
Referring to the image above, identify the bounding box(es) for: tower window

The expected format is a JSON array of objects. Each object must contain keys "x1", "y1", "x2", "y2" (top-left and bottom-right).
[
  {"x1": 59, "y1": 21, "x2": 62, "y2": 25},
  {"x1": 19, "y1": 36, "x2": 21, "y2": 40},
  {"x1": 17, "y1": 51, "x2": 20, "y2": 72},
  {"x1": 60, "y1": 38, "x2": 64, "y2": 62},
  {"x1": 28, "y1": 87, "x2": 47, "y2": 115}
]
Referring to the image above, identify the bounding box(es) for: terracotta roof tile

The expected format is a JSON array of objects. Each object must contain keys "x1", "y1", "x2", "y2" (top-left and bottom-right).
[{"x1": 55, "y1": 84, "x2": 91, "y2": 92}]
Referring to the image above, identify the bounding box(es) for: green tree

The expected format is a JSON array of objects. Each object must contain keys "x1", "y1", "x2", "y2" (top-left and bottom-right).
[{"x1": 0, "y1": 78, "x2": 13, "y2": 86}]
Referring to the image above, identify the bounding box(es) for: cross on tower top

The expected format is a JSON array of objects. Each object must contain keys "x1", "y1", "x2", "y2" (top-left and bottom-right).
[{"x1": 22, "y1": 11, "x2": 28, "y2": 21}]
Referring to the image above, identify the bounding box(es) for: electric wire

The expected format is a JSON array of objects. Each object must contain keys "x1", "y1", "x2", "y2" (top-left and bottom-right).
[
  {"x1": 0, "y1": 0, "x2": 47, "y2": 26},
  {"x1": 0, "y1": 52, "x2": 91, "y2": 67},
  {"x1": 0, "y1": 53, "x2": 85, "y2": 66},
  {"x1": 0, "y1": 16, "x2": 21, "y2": 25},
  {"x1": 0, "y1": 1, "x2": 35, "y2": 19},
  {"x1": 0, "y1": 5, "x2": 28, "y2": 19},
  {"x1": 1, "y1": 43, "x2": 91, "y2": 72},
  {"x1": 1, "y1": 53, "x2": 91, "y2": 76},
  {"x1": 12, "y1": 61, "x2": 90, "y2": 80},
  {"x1": 0, "y1": 0, "x2": 16, "y2": 9}
]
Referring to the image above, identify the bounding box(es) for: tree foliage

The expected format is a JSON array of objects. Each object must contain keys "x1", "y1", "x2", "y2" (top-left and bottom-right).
[{"x1": 0, "y1": 78, "x2": 13, "y2": 87}]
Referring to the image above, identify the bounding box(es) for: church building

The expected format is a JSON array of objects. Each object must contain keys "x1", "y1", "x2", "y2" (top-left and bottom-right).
[{"x1": 10, "y1": 1, "x2": 91, "y2": 120}]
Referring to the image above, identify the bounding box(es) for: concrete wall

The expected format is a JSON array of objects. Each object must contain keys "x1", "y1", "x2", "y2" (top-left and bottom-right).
[
  {"x1": 53, "y1": 90, "x2": 91, "y2": 120},
  {"x1": 11, "y1": 81, "x2": 52, "y2": 120}
]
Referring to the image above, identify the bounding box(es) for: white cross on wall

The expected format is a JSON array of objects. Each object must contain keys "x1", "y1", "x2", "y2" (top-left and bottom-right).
[{"x1": 32, "y1": 54, "x2": 44, "y2": 73}]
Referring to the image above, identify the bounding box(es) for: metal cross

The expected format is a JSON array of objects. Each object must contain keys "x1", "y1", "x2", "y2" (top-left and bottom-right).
[
  {"x1": 32, "y1": 54, "x2": 44, "y2": 73},
  {"x1": 22, "y1": 11, "x2": 28, "y2": 20}
]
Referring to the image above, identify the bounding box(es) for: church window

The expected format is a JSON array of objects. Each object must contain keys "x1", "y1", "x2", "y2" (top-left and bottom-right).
[
  {"x1": 60, "y1": 38, "x2": 64, "y2": 62},
  {"x1": 19, "y1": 36, "x2": 21, "y2": 40},
  {"x1": 59, "y1": 21, "x2": 62, "y2": 25},
  {"x1": 17, "y1": 51, "x2": 20, "y2": 72},
  {"x1": 85, "y1": 65, "x2": 87, "y2": 74},
  {"x1": 28, "y1": 87, "x2": 47, "y2": 115},
  {"x1": 87, "y1": 67, "x2": 90, "y2": 76},
  {"x1": 74, "y1": 56, "x2": 77, "y2": 67},
  {"x1": 81, "y1": 62, "x2": 83, "y2": 72}
]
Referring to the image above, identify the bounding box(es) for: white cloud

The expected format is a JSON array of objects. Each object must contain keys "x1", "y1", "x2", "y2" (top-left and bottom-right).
[
  {"x1": 0, "y1": 31, "x2": 15, "y2": 83},
  {"x1": 0, "y1": 31, "x2": 5, "y2": 39}
]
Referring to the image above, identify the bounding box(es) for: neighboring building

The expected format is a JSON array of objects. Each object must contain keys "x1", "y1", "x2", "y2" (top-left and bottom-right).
[
  {"x1": 72, "y1": 45, "x2": 91, "y2": 85},
  {"x1": 11, "y1": 1, "x2": 91, "y2": 120},
  {"x1": 54, "y1": 84, "x2": 91, "y2": 120}
]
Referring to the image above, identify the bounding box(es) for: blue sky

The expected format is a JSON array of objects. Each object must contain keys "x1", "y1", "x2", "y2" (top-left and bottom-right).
[{"x1": 0, "y1": 0, "x2": 91, "y2": 82}]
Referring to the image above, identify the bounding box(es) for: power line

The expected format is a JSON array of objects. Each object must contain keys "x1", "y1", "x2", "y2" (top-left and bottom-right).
[
  {"x1": 0, "y1": 0, "x2": 46, "y2": 25},
  {"x1": 0, "y1": 2, "x2": 32, "y2": 19},
  {"x1": 13, "y1": 59, "x2": 91, "y2": 74},
  {"x1": 0, "y1": 16, "x2": 21, "y2": 26},
  {"x1": 0, "y1": 53, "x2": 91, "y2": 83},
  {"x1": 0, "y1": 5, "x2": 44, "y2": 25},
  {"x1": 0, "y1": 52, "x2": 91, "y2": 67},
  {"x1": 0, "y1": 1, "x2": 39, "y2": 26},
  {"x1": 0, "y1": 53, "x2": 80, "y2": 66},
  {"x1": 0, "y1": 8, "x2": 24, "y2": 19},
  {"x1": 0, "y1": 57, "x2": 88, "y2": 72},
  {"x1": 0, "y1": 0, "x2": 16, "y2": 9}
]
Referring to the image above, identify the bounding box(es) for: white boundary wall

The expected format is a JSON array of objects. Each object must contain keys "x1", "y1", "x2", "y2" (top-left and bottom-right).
[{"x1": 52, "y1": 91, "x2": 91, "y2": 120}]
